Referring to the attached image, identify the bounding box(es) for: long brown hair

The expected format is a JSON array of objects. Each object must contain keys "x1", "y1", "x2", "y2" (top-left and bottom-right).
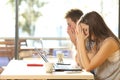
[{"x1": 80, "y1": 11, "x2": 120, "y2": 51}]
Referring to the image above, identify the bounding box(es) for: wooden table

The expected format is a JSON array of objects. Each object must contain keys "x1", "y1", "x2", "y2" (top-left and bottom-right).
[{"x1": 0, "y1": 59, "x2": 94, "y2": 80}]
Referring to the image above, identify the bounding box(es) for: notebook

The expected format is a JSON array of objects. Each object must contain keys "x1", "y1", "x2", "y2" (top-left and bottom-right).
[{"x1": 35, "y1": 48, "x2": 82, "y2": 71}]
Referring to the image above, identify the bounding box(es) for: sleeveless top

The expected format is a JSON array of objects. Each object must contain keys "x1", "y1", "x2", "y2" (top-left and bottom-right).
[{"x1": 94, "y1": 50, "x2": 120, "y2": 80}]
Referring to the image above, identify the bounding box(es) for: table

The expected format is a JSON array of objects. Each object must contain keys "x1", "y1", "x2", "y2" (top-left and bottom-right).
[{"x1": 0, "y1": 59, "x2": 94, "y2": 80}]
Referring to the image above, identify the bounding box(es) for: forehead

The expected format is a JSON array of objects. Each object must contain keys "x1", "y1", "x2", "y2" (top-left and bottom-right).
[{"x1": 66, "y1": 18, "x2": 74, "y2": 23}]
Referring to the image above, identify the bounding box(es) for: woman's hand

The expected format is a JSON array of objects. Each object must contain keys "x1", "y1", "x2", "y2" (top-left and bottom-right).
[
  {"x1": 75, "y1": 23, "x2": 91, "y2": 71},
  {"x1": 75, "y1": 23, "x2": 89, "y2": 50},
  {"x1": 75, "y1": 23, "x2": 88, "y2": 41}
]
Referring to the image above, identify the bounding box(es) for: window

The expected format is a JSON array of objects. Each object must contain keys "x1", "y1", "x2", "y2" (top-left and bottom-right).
[{"x1": 0, "y1": 0, "x2": 119, "y2": 48}]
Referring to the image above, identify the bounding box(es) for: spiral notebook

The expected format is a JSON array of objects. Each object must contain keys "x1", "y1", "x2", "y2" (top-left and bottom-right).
[{"x1": 35, "y1": 48, "x2": 82, "y2": 71}]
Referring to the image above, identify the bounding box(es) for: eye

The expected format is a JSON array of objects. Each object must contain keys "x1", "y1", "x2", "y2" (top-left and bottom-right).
[
  {"x1": 68, "y1": 25, "x2": 70, "y2": 27},
  {"x1": 68, "y1": 24, "x2": 71, "y2": 27}
]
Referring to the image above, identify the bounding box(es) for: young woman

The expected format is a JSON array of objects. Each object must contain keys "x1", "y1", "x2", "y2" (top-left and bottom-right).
[{"x1": 75, "y1": 11, "x2": 120, "y2": 80}]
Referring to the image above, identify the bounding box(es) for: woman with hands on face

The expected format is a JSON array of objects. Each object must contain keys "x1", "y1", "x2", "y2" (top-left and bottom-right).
[{"x1": 75, "y1": 11, "x2": 120, "y2": 80}]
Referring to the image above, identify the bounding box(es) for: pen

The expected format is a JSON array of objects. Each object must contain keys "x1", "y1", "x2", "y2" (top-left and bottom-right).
[{"x1": 27, "y1": 64, "x2": 43, "y2": 66}]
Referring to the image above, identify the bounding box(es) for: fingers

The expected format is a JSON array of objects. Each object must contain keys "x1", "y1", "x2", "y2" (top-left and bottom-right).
[
  {"x1": 67, "y1": 26, "x2": 75, "y2": 34},
  {"x1": 75, "y1": 24, "x2": 82, "y2": 35}
]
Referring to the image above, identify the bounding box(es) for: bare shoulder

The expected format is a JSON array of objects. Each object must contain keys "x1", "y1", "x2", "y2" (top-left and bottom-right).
[
  {"x1": 89, "y1": 37, "x2": 119, "y2": 70},
  {"x1": 103, "y1": 37, "x2": 117, "y2": 44},
  {"x1": 102, "y1": 37, "x2": 119, "y2": 52}
]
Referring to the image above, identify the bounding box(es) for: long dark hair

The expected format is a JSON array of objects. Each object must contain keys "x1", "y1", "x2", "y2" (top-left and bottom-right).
[{"x1": 80, "y1": 11, "x2": 120, "y2": 51}]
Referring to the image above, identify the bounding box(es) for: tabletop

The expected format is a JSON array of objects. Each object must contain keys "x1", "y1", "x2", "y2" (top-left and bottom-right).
[{"x1": 0, "y1": 58, "x2": 94, "y2": 80}]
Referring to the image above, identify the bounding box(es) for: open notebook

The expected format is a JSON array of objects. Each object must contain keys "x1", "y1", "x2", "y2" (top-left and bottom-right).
[{"x1": 35, "y1": 48, "x2": 82, "y2": 71}]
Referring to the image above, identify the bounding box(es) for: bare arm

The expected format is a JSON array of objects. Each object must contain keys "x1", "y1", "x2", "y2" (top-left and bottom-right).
[
  {"x1": 77, "y1": 38, "x2": 119, "y2": 71},
  {"x1": 75, "y1": 52, "x2": 95, "y2": 68}
]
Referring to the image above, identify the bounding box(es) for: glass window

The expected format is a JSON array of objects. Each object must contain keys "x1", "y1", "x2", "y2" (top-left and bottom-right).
[
  {"x1": 0, "y1": 0, "x2": 15, "y2": 37},
  {"x1": 0, "y1": 0, "x2": 119, "y2": 48}
]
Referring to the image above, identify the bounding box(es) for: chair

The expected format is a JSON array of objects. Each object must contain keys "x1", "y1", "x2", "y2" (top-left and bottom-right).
[
  {"x1": 0, "y1": 40, "x2": 14, "y2": 59},
  {"x1": 0, "y1": 39, "x2": 27, "y2": 59}
]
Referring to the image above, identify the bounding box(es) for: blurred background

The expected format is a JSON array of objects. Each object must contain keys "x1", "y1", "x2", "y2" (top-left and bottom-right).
[{"x1": 0, "y1": 0, "x2": 119, "y2": 60}]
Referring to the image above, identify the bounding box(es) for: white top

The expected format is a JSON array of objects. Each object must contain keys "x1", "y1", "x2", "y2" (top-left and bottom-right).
[
  {"x1": 95, "y1": 50, "x2": 120, "y2": 80},
  {"x1": 108, "y1": 50, "x2": 120, "y2": 62}
]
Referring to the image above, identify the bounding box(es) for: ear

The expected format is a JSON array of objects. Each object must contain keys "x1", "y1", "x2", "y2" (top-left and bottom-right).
[
  {"x1": 85, "y1": 26, "x2": 89, "y2": 38},
  {"x1": 85, "y1": 30, "x2": 89, "y2": 39}
]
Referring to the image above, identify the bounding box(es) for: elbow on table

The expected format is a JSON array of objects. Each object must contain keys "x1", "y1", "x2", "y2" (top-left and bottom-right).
[
  {"x1": 84, "y1": 66, "x2": 94, "y2": 72},
  {"x1": 84, "y1": 67, "x2": 91, "y2": 72}
]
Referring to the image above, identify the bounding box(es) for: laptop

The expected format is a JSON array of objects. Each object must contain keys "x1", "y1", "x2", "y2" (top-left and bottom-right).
[{"x1": 35, "y1": 48, "x2": 82, "y2": 71}]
